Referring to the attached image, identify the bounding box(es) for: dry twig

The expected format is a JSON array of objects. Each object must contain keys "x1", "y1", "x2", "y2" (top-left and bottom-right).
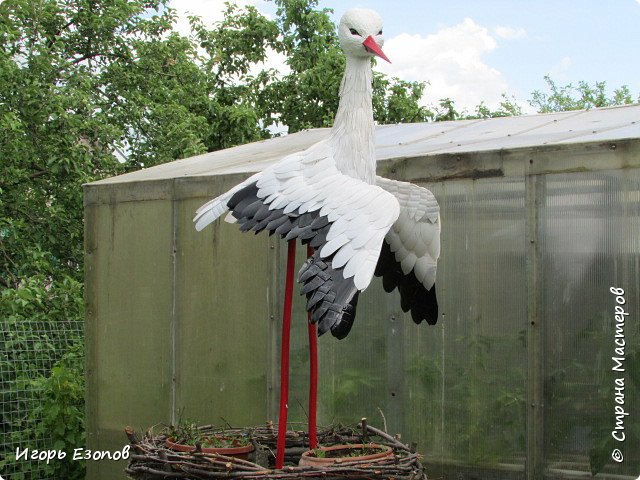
[{"x1": 124, "y1": 422, "x2": 427, "y2": 480}]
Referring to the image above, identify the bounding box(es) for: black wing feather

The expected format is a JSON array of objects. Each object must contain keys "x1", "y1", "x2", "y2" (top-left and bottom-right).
[
  {"x1": 226, "y1": 181, "x2": 359, "y2": 339},
  {"x1": 374, "y1": 241, "x2": 438, "y2": 325}
]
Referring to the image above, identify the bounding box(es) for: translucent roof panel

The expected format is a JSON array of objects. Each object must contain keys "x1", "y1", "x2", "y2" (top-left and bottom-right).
[{"x1": 91, "y1": 104, "x2": 640, "y2": 185}]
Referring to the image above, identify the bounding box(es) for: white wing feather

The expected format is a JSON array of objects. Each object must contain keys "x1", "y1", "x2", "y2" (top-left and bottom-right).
[
  {"x1": 376, "y1": 176, "x2": 440, "y2": 290},
  {"x1": 193, "y1": 173, "x2": 261, "y2": 231},
  {"x1": 258, "y1": 141, "x2": 399, "y2": 290},
  {"x1": 195, "y1": 140, "x2": 400, "y2": 292}
]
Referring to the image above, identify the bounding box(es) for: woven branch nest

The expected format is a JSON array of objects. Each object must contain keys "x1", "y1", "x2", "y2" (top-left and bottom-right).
[{"x1": 125, "y1": 420, "x2": 428, "y2": 479}]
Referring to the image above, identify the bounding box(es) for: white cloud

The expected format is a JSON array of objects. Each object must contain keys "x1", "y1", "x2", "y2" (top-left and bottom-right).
[
  {"x1": 494, "y1": 25, "x2": 527, "y2": 40},
  {"x1": 375, "y1": 18, "x2": 509, "y2": 112},
  {"x1": 549, "y1": 56, "x2": 572, "y2": 82}
]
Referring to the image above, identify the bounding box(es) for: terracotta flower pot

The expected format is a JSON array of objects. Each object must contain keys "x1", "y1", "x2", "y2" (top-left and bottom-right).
[
  {"x1": 299, "y1": 443, "x2": 392, "y2": 467},
  {"x1": 165, "y1": 437, "x2": 254, "y2": 460}
]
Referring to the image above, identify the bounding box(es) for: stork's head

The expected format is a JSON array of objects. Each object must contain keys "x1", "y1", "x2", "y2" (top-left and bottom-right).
[{"x1": 338, "y1": 8, "x2": 390, "y2": 63}]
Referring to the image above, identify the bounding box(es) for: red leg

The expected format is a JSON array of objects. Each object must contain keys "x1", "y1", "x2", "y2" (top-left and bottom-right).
[
  {"x1": 306, "y1": 245, "x2": 318, "y2": 449},
  {"x1": 276, "y1": 239, "x2": 296, "y2": 469}
]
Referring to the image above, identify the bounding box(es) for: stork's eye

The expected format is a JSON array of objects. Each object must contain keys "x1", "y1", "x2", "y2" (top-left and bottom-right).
[
  {"x1": 349, "y1": 28, "x2": 360, "y2": 36},
  {"x1": 378, "y1": 29, "x2": 383, "y2": 35}
]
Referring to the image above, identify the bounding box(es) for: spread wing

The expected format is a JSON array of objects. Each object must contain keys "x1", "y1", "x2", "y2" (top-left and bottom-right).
[
  {"x1": 374, "y1": 176, "x2": 440, "y2": 325},
  {"x1": 194, "y1": 140, "x2": 400, "y2": 338}
]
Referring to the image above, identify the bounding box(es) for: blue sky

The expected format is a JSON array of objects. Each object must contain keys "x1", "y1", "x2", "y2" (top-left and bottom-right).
[{"x1": 171, "y1": 0, "x2": 640, "y2": 113}]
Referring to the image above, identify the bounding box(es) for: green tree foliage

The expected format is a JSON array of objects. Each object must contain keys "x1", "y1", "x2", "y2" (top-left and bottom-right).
[
  {"x1": 530, "y1": 75, "x2": 638, "y2": 113},
  {"x1": 431, "y1": 94, "x2": 524, "y2": 122},
  {"x1": 433, "y1": 78, "x2": 638, "y2": 122},
  {"x1": 373, "y1": 74, "x2": 432, "y2": 124},
  {"x1": 0, "y1": 3, "x2": 157, "y2": 474},
  {"x1": 189, "y1": 2, "x2": 281, "y2": 149},
  {"x1": 25, "y1": 343, "x2": 86, "y2": 478},
  {"x1": 0, "y1": 272, "x2": 84, "y2": 478},
  {"x1": 267, "y1": 0, "x2": 343, "y2": 131}
]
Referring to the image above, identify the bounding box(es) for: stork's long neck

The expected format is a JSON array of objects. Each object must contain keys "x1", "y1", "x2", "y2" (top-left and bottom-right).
[{"x1": 330, "y1": 55, "x2": 376, "y2": 184}]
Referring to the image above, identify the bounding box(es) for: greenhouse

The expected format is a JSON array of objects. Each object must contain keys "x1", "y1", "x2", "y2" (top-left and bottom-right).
[{"x1": 84, "y1": 104, "x2": 640, "y2": 479}]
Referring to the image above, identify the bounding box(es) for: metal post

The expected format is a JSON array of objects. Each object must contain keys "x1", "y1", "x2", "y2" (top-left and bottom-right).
[{"x1": 526, "y1": 172, "x2": 545, "y2": 479}]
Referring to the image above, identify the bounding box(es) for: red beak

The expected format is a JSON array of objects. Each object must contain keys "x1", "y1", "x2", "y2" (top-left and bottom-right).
[{"x1": 362, "y1": 35, "x2": 391, "y2": 63}]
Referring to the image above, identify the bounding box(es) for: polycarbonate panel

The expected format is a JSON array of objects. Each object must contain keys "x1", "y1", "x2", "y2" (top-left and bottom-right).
[
  {"x1": 416, "y1": 177, "x2": 528, "y2": 473},
  {"x1": 541, "y1": 170, "x2": 640, "y2": 477},
  {"x1": 278, "y1": 177, "x2": 529, "y2": 478},
  {"x1": 280, "y1": 244, "x2": 394, "y2": 428}
]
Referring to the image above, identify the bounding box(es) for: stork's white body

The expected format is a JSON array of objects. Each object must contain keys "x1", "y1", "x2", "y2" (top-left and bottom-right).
[{"x1": 194, "y1": 9, "x2": 440, "y2": 338}]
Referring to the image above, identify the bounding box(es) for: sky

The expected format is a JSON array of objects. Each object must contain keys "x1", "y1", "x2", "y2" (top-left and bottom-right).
[{"x1": 168, "y1": 0, "x2": 640, "y2": 114}]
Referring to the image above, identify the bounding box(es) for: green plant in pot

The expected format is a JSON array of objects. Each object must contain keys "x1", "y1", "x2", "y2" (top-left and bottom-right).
[{"x1": 164, "y1": 420, "x2": 254, "y2": 460}]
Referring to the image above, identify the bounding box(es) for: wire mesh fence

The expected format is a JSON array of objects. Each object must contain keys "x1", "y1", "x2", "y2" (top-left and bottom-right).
[{"x1": 0, "y1": 312, "x2": 84, "y2": 479}]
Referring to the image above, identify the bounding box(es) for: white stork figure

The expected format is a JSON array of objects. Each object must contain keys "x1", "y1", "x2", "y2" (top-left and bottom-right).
[{"x1": 194, "y1": 8, "x2": 440, "y2": 339}]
